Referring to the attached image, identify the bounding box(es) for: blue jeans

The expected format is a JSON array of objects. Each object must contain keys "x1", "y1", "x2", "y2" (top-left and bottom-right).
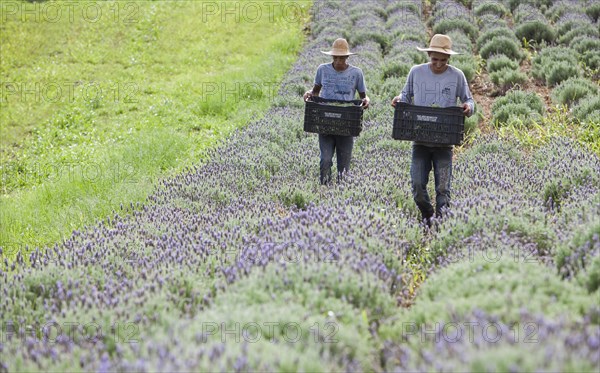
[
  {"x1": 319, "y1": 134, "x2": 354, "y2": 184},
  {"x1": 410, "y1": 144, "x2": 453, "y2": 220}
]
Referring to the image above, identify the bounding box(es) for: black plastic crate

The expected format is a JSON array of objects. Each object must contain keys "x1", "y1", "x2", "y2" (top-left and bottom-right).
[
  {"x1": 392, "y1": 103, "x2": 465, "y2": 145},
  {"x1": 304, "y1": 97, "x2": 364, "y2": 137}
]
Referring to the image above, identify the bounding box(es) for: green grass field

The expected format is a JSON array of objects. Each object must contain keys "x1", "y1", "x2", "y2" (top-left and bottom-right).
[{"x1": 0, "y1": 0, "x2": 309, "y2": 250}]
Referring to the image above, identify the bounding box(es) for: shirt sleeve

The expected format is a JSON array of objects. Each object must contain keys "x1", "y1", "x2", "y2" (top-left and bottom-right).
[
  {"x1": 400, "y1": 67, "x2": 415, "y2": 104},
  {"x1": 356, "y1": 68, "x2": 367, "y2": 93},
  {"x1": 314, "y1": 64, "x2": 324, "y2": 87},
  {"x1": 457, "y1": 70, "x2": 475, "y2": 116}
]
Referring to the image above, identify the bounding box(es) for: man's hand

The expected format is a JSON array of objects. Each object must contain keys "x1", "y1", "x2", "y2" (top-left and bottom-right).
[
  {"x1": 462, "y1": 103, "x2": 471, "y2": 116},
  {"x1": 361, "y1": 96, "x2": 370, "y2": 109},
  {"x1": 303, "y1": 90, "x2": 313, "y2": 101},
  {"x1": 391, "y1": 96, "x2": 401, "y2": 107}
]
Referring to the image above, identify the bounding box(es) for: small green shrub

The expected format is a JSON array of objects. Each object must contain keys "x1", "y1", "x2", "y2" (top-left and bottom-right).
[
  {"x1": 581, "y1": 51, "x2": 600, "y2": 70},
  {"x1": 496, "y1": 90, "x2": 545, "y2": 114},
  {"x1": 545, "y1": 4, "x2": 584, "y2": 22},
  {"x1": 531, "y1": 47, "x2": 578, "y2": 83},
  {"x1": 572, "y1": 96, "x2": 600, "y2": 122},
  {"x1": 478, "y1": 14, "x2": 509, "y2": 31},
  {"x1": 492, "y1": 103, "x2": 542, "y2": 125},
  {"x1": 433, "y1": 18, "x2": 479, "y2": 41},
  {"x1": 476, "y1": 27, "x2": 517, "y2": 50},
  {"x1": 350, "y1": 28, "x2": 389, "y2": 51},
  {"x1": 587, "y1": 2, "x2": 600, "y2": 22},
  {"x1": 490, "y1": 68, "x2": 527, "y2": 91},
  {"x1": 551, "y1": 77, "x2": 600, "y2": 107},
  {"x1": 546, "y1": 61, "x2": 581, "y2": 87},
  {"x1": 278, "y1": 188, "x2": 314, "y2": 210},
  {"x1": 382, "y1": 54, "x2": 412, "y2": 79},
  {"x1": 386, "y1": 2, "x2": 421, "y2": 16},
  {"x1": 559, "y1": 24, "x2": 599, "y2": 45},
  {"x1": 555, "y1": 19, "x2": 583, "y2": 36},
  {"x1": 474, "y1": 2, "x2": 508, "y2": 17},
  {"x1": 509, "y1": 0, "x2": 553, "y2": 12},
  {"x1": 480, "y1": 36, "x2": 524, "y2": 61},
  {"x1": 464, "y1": 108, "x2": 483, "y2": 140},
  {"x1": 447, "y1": 30, "x2": 474, "y2": 54},
  {"x1": 515, "y1": 20, "x2": 555, "y2": 44},
  {"x1": 491, "y1": 90, "x2": 544, "y2": 125},
  {"x1": 581, "y1": 256, "x2": 600, "y2": 293},
  {"x1": 487, "y1": 55, "x2": 519, "y2": 73},
  {"x1": 569, "y1": 36, "x2": 600, "y2": 54},
  {"x1": 380, "y1": 76, "x2": 407, "y2": 100},
  {"x1": 451, "y1": 55, "x2": 477, "y2": 83}
]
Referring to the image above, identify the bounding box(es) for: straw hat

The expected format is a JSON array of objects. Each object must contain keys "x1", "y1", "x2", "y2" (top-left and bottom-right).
[
  {"x1": 416, "y1": 34, "x2": 460, "y2": 55},
  {"x1": 321, "y1": 38, "x2": 356, "y2": 56}
]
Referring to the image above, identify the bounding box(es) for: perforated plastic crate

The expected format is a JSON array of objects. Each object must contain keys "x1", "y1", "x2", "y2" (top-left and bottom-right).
[
  {"x1": 392, "y1": 103, "x2": 465, "y2": 145},
  {"x1": 304, "y1": 97, "x2": 364, "y2": 137}
]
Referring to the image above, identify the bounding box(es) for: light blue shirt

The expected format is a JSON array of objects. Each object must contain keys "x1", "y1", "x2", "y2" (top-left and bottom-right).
[
  {"x1": 400, "y1": 63, "x2": 475, "y2": 114},
  {"x1": 314, "y1": 63, "x2": 367, "y2": 101}
]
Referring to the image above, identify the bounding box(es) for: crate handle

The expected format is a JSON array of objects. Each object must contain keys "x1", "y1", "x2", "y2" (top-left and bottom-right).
[{"x1": 309, "y1": 96, "x2": 364, "y2": 106}]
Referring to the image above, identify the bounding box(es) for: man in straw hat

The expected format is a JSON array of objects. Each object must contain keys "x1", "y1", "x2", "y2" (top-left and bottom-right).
[
  {"x1": 304, "y1": 38, "x2": 370, "y2": 185},
  {"x1": 391, "y1": 34, "x2": 475, "y2": 228}
]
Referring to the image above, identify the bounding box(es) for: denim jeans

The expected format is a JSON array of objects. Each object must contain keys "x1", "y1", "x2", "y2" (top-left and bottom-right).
[
  {"x1": 318, "y1": 134, "x2": 354, "y2": 184},
  {"x1": 410, "y1": 144, "x2": 453, "y2": 220}
]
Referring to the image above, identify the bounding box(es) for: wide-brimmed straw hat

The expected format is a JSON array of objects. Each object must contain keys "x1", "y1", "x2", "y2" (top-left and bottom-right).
[
  {"x1": 321, "y1": 38, "x2": 356, "y2": 56},
  {"x1": 416, "y1": 34, "x2": 460, "y2": 55}
]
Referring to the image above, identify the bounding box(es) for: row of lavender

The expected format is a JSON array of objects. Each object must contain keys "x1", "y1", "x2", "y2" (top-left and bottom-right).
[
  {"x1": 490, "y1": 0, "x2": 598, "y2": 124},
  {"x1": 1, "y1": 0, "x2": 599, "y2": 371},
  {"x1": 380, "y1": 0, "x2": 599, "y2": 369}
]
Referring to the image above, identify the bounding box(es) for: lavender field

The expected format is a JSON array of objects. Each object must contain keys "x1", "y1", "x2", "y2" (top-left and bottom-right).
[{"x1": 1, "y1": 0, "x2": 599, "y2": 371}]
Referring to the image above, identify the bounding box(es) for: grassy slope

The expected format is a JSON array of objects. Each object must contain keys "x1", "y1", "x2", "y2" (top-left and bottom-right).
[{"x1": 0, "y1": 0, "x2": 309, "y2": 251}]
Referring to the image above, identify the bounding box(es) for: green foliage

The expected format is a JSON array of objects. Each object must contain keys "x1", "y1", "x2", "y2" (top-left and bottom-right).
[
  {"x1": 0, "y1": 0, "x2": 307, "y2": 249},
  {"x1": 490, "y1": 68, "x2": 528, "y2": 91},
  {"x1": 551, "y1": 77, "x2": 599, "y2": 107},
  {"x1": 382, "y1": 60, "x2": 412, "y2": 79},
  {"x1": 508, "y1": 0, "x2": 553, "y2": 12},
  {"x1": 572, "y1": 95, "x2": 600, "y2": 123},
  {"x1": 556, "y1": 221, "x2": 600, "y2": 290},
  {"x1": 531, "y1": 47, "x2": 580, "y2": 85},
  {"x1": 480, "y1": 36, "x2": 524, "y2": 61},
  {"x1": 492, "y1": 90, "x2": 544, "y2": 126},
  {"x1": 474, "y1": 2, "x2": 508, "y2": 17},
  {"x1": 558, "y1": 24, "x2": 599, "y2": 45},
  {"x1": 433, "y1": 18, "x2": 479, "y2": 42},
  {"x1": 385, "y1": 256, "x2": 596, "y2": 327},
  {"x1": 464, "y1": 109, "x2": 483, "y2": 142},
  {"x1": 545, "y1": 3, "x2": 583, "y2": 22},
  {"x1": 351, "y1": 30, "x2": 389, "y2": 52},
  {"x1": 487, "y1": 55, "x2": 519, "y2": 73},
  {"x1": 278, "y1": 188, "x2": 314, "y2": 210},
  {"x1": 478, "y1": 14, "x2": 509, "y2": 31},
  {"x1": 492, "y1": 104, "x2": 542, "y2": 126},
  {"x1": 587, "y1": 2, "x2": 600, "y2": 22},
  {"x1": 387, "y1": 2, "x2": 420, "y2": 15},
  {"x1": 447, "y1": 30, "x2": 474, "y2": 54},
  {"x1": 581, "y1": 50, "x2": 600, "y2": 71},
  {"x1": 569, "y1": 36, "x2": 600, "y2": 55},
  {"x1": 515, "y1": 20, "x2": 555, "y2": 45},
  {"x1": 546, "y1": 62, "x2": 581, "y2": 87},
  {"x1": 451, "y1": 55, "x2": 478, "y2": 83},
  {"x1": 476, "y1": 27, "x2": 518, "y2": 50},
  {"x1": 581, "y1": 256, "x2": 600, "y2": 293},
  {"x1": 380, "y1": 76, "x2": 407, "y2": 100}
]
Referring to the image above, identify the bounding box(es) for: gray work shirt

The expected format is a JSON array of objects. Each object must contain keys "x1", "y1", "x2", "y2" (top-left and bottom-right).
[{"x1": 314, "y1": 63, "x2": 367, "y2": 101}]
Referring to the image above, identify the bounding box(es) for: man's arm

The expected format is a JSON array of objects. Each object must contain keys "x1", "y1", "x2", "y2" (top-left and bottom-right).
[
  {"x1": 458, "y1": 71, "x2": 475, "y2": 116},
  {"x1": 359, "y1": 92, "x2": 370, "y2": 109},
  {"x1": 303, "y1": 85, "x2": 321, "y2": 101}
]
